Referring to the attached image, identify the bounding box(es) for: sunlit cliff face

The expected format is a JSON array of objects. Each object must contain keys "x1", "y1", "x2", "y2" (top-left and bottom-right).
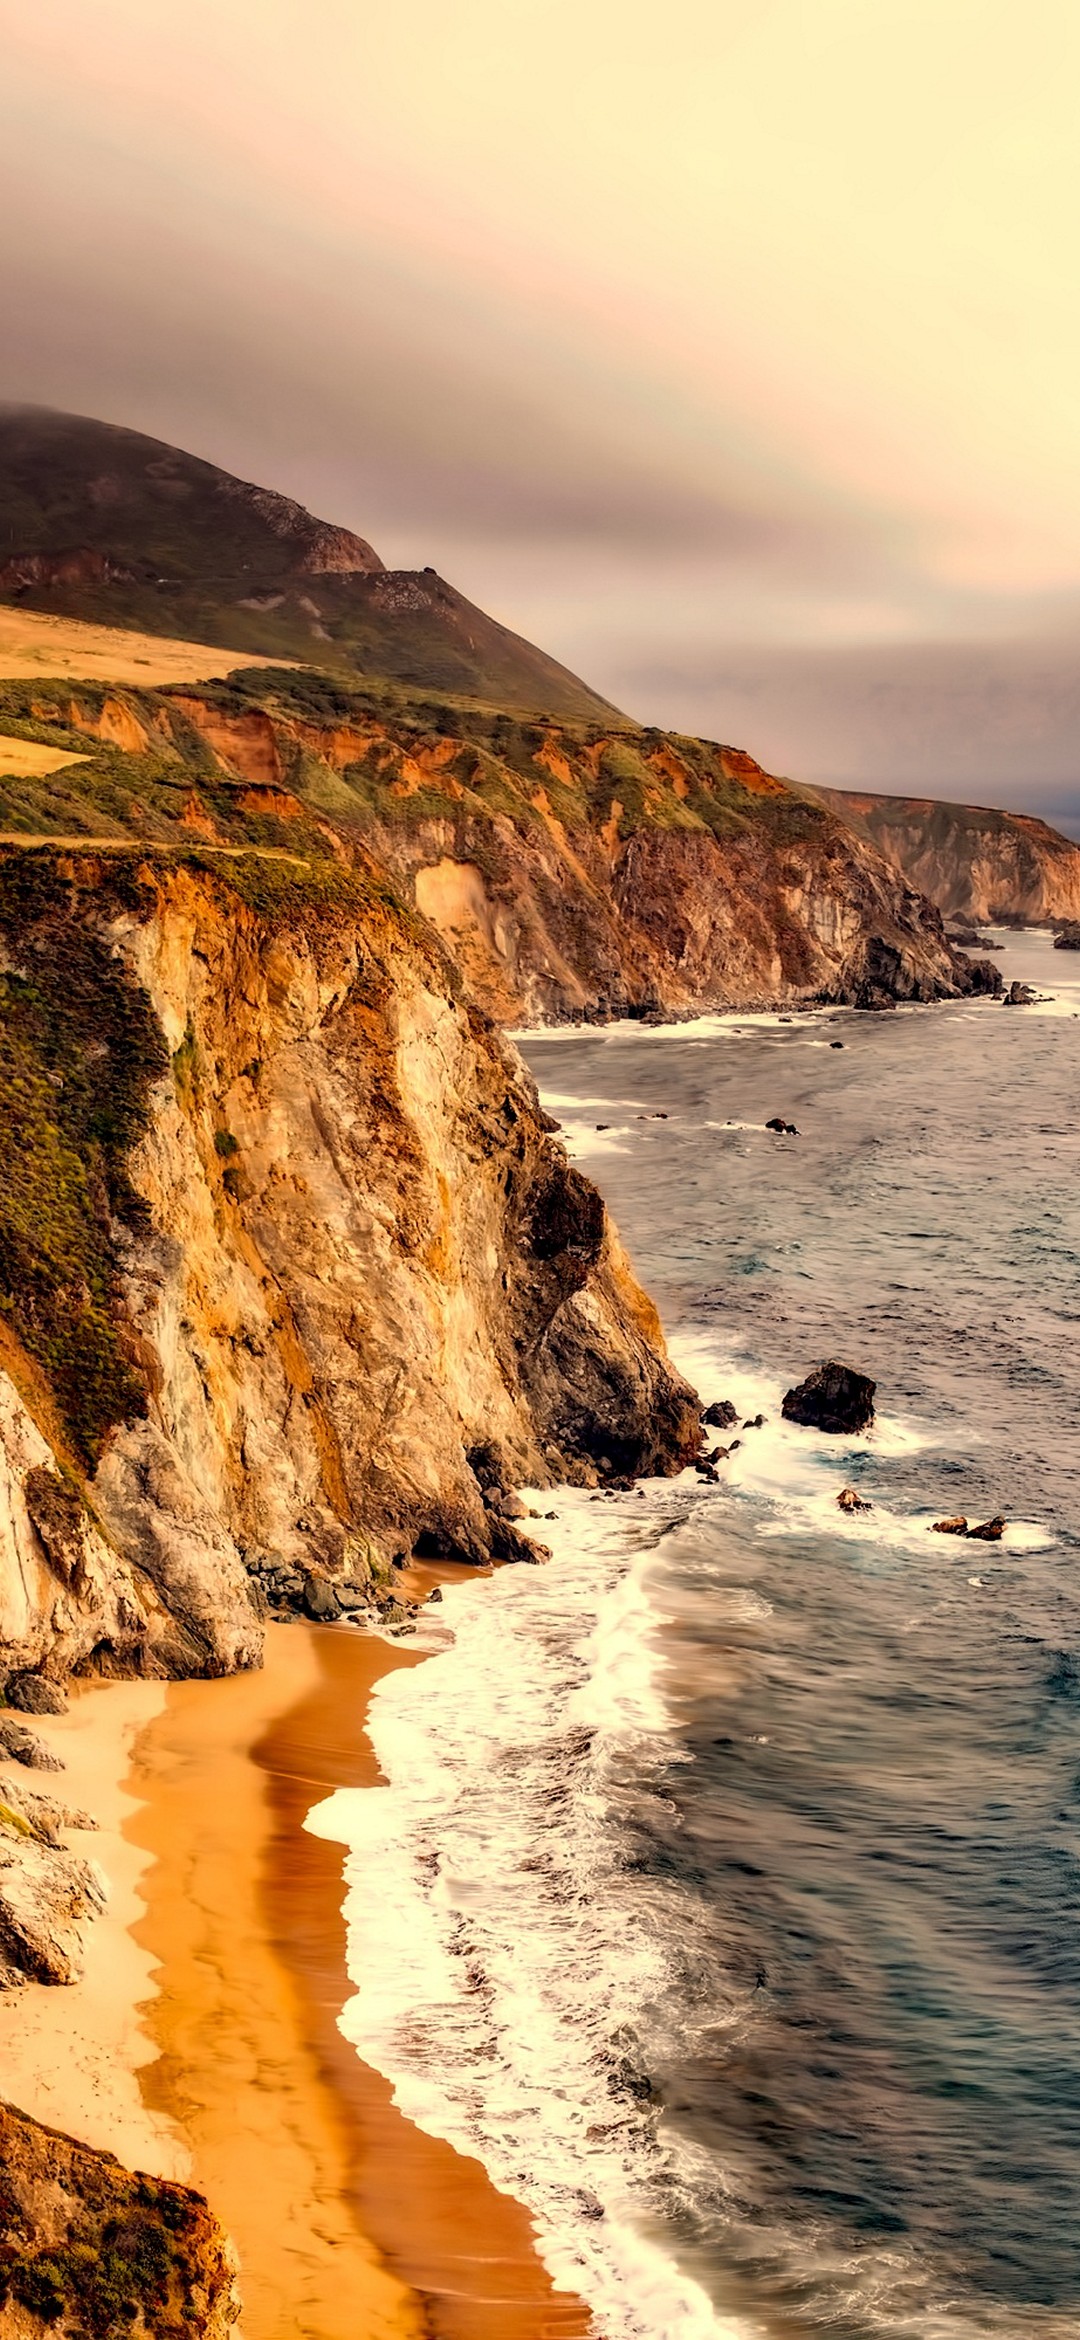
[{"x1": 2, "y1": 0, "x2": 1080, "y2": 815}]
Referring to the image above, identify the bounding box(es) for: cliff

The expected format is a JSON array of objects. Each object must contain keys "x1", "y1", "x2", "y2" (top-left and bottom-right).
[
  {"x1": 0, "y1": 408, "x2": 620, "y2": 724},
  {"x1": 0, "y1": 669, "x2": 996, "y2": 1022},
  {"x1": 0, "y1": 2098, "x2": 239, "y2": 2335},
  {"x1": 0, "y1": 843, "x2": 699, "y2": 1710},
  {"x1": 807, "y1": 785, "x2": 1080, "y2": 926}
]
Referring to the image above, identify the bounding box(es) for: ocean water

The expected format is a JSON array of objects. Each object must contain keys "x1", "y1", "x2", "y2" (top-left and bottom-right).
[{"x1": 309, "y1": 930, "x2": 1080, "y2": 2338}]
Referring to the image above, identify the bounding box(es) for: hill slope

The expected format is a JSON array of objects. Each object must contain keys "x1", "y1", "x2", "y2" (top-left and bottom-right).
[
  {"x1": 807, "y1": 785, "x2": 1080, "y2": 926},
  {"x1": 0, "y1": 406, "x2": 620, "y2": 724},
  {"x1": 0, "y1": 664, "x2": 998, "y2": 1019}
]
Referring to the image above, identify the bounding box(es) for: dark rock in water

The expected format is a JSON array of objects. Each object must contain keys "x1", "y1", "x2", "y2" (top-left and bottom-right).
[
  {"x1": 1004, "y1": 981, "x2": 1038, "y2": 1005},
  {"x1": 782, "y1": 1361, "x2": 876, "y2": 1435},
  {"x1": 830, "y1": 1040, "x2": 845, "y2": 1048},
  {"x1": 728, "y1": 1438, "x2": 742, "y2": 1452},
  {"x1": 765, "y1": 1116, "x2": 799, "y2": 1135},
  {"x1": 695, "y1": 1463, "x2": 721, "y2": 1483},
  {"x1": 837, "y1": 1486, "x2": 873, "y2": 1512},
  {"x1": 6, "y1": 1675, "x2": 68, "y2": 1717},
  {"x1": 703, "y1": 1446, "x2": 728, "y2": 1465},
  {"x1": 0, "y1": 1717, "x2": 64, "y2": 1771},
  {"x1": 428, "y1": 1586, "x2": 443, "y2": 1603},
  {"x1": 702, "y1": 1398, "x2": 738, "y2": 1430},
  {"x1": 1053, "y1": 922, "x2": 1080, "y2": 950},
  {"x1": 301, "y1": 1571, "x2": 340, "y2": 1621},
  {"x1": 595, "y1": 1123, "x2": 610, "y2": 1131},
  {"x1": 931, "y1": 1515, "x2": 969, "y2": 1535},
  {"x1": 968, "y1": 1515, "x2": 1006, "y2": 1541},
  {"x1": 742, "y1": 1413, "x2": 767, "y2": 1429}
]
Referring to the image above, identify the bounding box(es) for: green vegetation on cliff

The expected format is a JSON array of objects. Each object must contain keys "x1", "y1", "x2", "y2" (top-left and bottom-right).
[{"x1": 0, "y1": 857, "x2": 166, "y2": 1466}]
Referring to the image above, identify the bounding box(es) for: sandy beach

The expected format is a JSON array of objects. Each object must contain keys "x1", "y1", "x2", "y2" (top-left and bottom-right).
[{"x1": 127, "y1": 1613, "x2": 591, "y2": 2340}]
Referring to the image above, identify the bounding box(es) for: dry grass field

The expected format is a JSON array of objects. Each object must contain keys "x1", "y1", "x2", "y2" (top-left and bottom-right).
[{"x1": 0, "y1": 606, "x2": 292, "y2": 686}]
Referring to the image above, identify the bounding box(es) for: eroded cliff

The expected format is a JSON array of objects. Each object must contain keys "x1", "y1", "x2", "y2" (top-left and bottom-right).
[
  {"x1": 807, "y1": 786, "x2": 1080, "y2": 926},
  {"x1": 0, "y1": 670, "x2": 998, "y2": 1021},
  {"x1": 0, "y1": 844, "x2": 699, "y2": 1708}
]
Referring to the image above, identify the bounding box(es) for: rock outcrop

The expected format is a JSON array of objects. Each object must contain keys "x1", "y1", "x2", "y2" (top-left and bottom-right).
[
  {"x1": 0, "y1": 2098, "x2": 239, "y2": 2334},
  {"x1": 782, "y1": 1362, "x2": 877, "y2": 1436},
  {"x1": 0, "y1": 844, "x2": 699, "y2": 1688},
  {"x1": 807, "y1": 785, "x2": 1080, "y2": 928},
  {"x1": 0, "y1": 669, "x2": 1001, "y2": 1024}
]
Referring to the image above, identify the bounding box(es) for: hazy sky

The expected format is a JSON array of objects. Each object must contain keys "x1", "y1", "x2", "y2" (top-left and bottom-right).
[{"x1": 2, "y1": 0, "x2": 1079, "y2": 824}]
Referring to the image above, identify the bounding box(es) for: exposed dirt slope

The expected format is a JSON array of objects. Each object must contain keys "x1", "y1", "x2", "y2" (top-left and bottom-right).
[
  {"x1": 0, "y1": 670, "x2": 998, "y2": 1020},
  {"x1": 807, "y1": 785, "x2": 1080, "y2": 925}
]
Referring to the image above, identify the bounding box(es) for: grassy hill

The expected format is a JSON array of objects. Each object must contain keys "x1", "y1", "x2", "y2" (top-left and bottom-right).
[{"x1": 0, "y1": 406, "x2": 621, "y2": 725}]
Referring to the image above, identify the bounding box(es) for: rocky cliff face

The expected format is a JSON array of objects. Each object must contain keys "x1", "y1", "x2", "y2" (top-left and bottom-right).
[
  {"x1": 0, "y1": 844, "x2": 699, "y2": 1705},
  {"x1": 807, "y1": 786, "x2": 1080, "y2": 926},
  {"x1": 0, "y1": 2098, "x2": 239, "y2": 2335},
  {"x1": 0, "y1": 671, "x2": 999, "y2": 1023}
]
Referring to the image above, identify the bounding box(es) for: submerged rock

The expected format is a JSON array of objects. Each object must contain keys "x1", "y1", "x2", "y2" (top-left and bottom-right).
[
  {"x1": 782, "y1": 1362, "x2": 876, "y2": 1436},
  {"x1": 837, "y1": 1486, "x2": 873, "y2": 1513},
  {"x1": 931, "y1": 1515, "x2": 969, "y2": 1535}
]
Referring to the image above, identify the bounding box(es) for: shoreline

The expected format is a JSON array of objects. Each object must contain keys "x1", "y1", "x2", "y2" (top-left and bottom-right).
[{"x1": 128, "y1": 1611, "x2": 591, "y2": 2340}]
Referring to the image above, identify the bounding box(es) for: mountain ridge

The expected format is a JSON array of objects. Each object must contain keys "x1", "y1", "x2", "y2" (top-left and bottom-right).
[{"x1": 0, "y1": 406, "x2": 621, "y2": 725}]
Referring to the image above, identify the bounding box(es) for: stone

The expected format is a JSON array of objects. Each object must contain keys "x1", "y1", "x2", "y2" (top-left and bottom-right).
[
  {"x1": 0, "y1": 1718, "x2": 63, "y2": 1772},
  {"x1": 428, "y1": 1586, "x2": 443, "y2": 1604},
  {"x1": 300, "y1": 1572, "x2": 340, "y2": 1622},
  {"x1": 703, "y1": 1446, "x2": 728, "y2": 1465},
  {"x1": 1053, "y1": 922, "x2": 1080, "y2": 950},
  {"x1": 0, "y1": 1773, "x2": 96, "y2": 1843},
  {"x1": 0, "y1": 1820, "x2": 106, "y2": 1983},
  {"x1": 829, "y1": 1040, "x2": 845, "y2": 1048},
  {"x1": 702, "y1": 1398, "x2": 738, "y2": 1430},
  {"x1": 931, "y1": 1515, "x2": 968, "y2": 1535},
  {"x1": 782, "y1": 1361, "x2": 876, "y2": 1436},
  {"x1": 968, "y1": 1516, "x2": 1006, "y2": 1541},
  {"x1": 1004, "y1": 981, "x2": 1038, "y2": 1005},
  {"x1": 742, "y1": 1414, "x2": 767, "y2": 1429},
  {"x1": 765, "y1": 1117, "x2": 799, "y2": 1135},
  {"x1": 837, "y1": 1486, "x2": 873, "y2": 1513},
  {"x1": 6, "y1": 1675, "x2": 68, "y2": 1717}
]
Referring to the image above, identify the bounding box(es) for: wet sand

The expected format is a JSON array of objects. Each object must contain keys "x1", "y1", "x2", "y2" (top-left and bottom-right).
[{"x1": 130, "y1": 1612, "x2": 590, "y2": 2340}]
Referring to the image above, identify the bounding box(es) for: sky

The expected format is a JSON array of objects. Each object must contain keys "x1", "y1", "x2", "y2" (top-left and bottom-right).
[{"x1": 1, "y1": 0, "x2": 1079, "y2": 827}]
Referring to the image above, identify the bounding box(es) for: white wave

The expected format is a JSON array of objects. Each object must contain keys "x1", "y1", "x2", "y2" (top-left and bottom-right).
[{"x1": 307, "y1": 1493, "x2": 755, "y2": 2340}]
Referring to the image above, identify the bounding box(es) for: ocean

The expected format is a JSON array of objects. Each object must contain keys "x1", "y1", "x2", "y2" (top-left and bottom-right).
[{"x1": 309, "y1": 928, "x2": 1080, "y2": 2339}]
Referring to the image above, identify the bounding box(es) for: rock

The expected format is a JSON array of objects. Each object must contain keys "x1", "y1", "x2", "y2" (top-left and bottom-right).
[
  {"x1": 968, "y1": 1516, "x2": 1006, "y2": 1541},
  {"x1": 1053, "y1": 922, "x2": 1080, "y2": 950},
  {"x1": 1004, "y1": 981, "x2": 1038, "y2": 1005},
  {"x1": 728, "y1": 1438, "x2": 742, "y2": 1452},
  {"x1": 300, "y1": 1572, "x2": 340, "y2": 1622},
  {"x1": 695, "y1": 1464, "x2": 721, "y2": 1483},
  {"x1": 0, "y1": 1774, "x2": 96, "y2": 1843},
  {"x1": 493, "y1": 1491, "x2": 528, "y2": 1521},
  {"x1": 428, "y1": 1586, "x2": 443, "y2": 1603},
  {"x1": 702, "y1": 1398, "x2": 738, "y2": 1430},
  {"x1": 765, "y1": 1117, "x2": 799, "y2": 1135},
  {"x1": 6, "y1": 1675, "x2": 68, "y2": 1718},
  {"x1": 781, "y1": 1361, "x2": 876, "y2": 1436},
  {"x1": 0, "y1": 1718, "x2": 63, "y2": 1772},
  {"x1": 742, "y1": 1414, "x2": 767, "y2": 1429},
  {"x1": 931, "y1": 1515, "x2": 969, "y2": 1535},
  {"x1": 0, "y1": 2097, "x2": 240, "y2": 2333},
  {"x1": 0, "y1": 1819, "x2": 107, "y2": 1983},
  {"x1": 703, "y1": 1446, "x2": 728, "y2": 1465},
  {"x1": 837, "y1": 1486, "x2": 873, "y2": 1513},
  {"x1": 829, "y1": 1040, "x2": 845, "y2": 1048}
]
